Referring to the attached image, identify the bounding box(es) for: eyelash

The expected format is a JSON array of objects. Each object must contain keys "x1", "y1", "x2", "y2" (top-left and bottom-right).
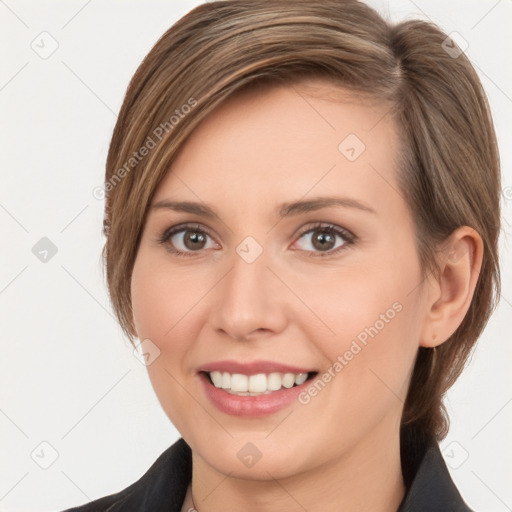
[
  {"x1": 157, "y1": 222, "x2": 356, "y2": 258},
  {"x1": 297, "y1": 223, "x2": 356, "y2": 257},
  {"x1": 158, "y1": 223, "x2": 217, "y2": 259}
]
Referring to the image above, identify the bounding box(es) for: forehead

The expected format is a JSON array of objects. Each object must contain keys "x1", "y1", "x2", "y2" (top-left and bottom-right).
[{"x1": 153, "y1": 79, "x2": 402, "y2": 216}]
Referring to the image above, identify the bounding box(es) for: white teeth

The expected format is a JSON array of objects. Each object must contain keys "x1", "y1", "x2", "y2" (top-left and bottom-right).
[
  {"x1": 267, "y1": 372, "x2": 282, "y2": 391},
  {"x1": 207, "y1": 371, "x2": 311, "y2": 395},
  {"x1": 221, "y1": 372, "x2": 230, "y2": 389},
  {"x1": 248, "y1": 373, "x2": 267, "y2": 393},
  {"x1": 295, "y1": 372, "x2": 308, "y2": 385},
  {"x1": 230, "y1": 373, "x2": 248, "y2": 392},
  {"x1": 282, "y1": 373, "x2": 295, "y2": 388},
  {"x1": 210, "y1": 371, "x2": 223, "y2": 388}
]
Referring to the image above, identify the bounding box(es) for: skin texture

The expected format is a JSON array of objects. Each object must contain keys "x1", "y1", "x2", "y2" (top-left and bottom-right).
[{"x1": 130, "y1": 79, "x2": 483, "y2": 512}]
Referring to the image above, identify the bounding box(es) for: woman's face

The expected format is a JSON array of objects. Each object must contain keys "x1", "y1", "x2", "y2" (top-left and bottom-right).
[{"x1": 131, "y1": 80, "x2": 429, "y2": 480}]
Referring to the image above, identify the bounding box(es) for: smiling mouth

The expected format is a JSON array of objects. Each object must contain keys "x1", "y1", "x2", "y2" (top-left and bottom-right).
[{"x1": 201, "y1": 370, "x2": 318, "y2": 396}]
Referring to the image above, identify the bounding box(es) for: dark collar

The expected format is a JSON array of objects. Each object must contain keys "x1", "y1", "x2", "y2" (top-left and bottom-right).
[
  {"x1": 397, "y1": 426, "x2": 473, "y2": 511},
  {"x1": 63, "y1": 430, "x2": 474, "y2": 511}
]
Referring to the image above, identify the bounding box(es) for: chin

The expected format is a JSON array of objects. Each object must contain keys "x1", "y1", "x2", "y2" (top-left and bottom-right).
[{"x1": 186, "y1": 427, "x2": 322, "y2": 482}]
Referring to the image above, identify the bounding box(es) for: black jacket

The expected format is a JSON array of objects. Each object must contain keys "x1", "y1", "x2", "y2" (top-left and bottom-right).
[{"x1": 62, "y1": 430, "x2": 474, "y2": 512}]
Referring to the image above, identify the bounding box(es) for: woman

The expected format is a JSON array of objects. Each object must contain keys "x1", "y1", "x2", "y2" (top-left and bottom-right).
[{"x1": 64, "y1": 0, "x2": 501, "y2": 510}]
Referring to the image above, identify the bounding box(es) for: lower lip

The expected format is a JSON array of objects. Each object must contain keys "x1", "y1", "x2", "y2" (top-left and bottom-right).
[{"x1": 198, "y1": 372, "x2": 312, "y2": 417}]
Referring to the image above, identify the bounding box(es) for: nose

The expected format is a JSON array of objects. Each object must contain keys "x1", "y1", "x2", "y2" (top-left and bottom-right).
[{"x1": 209, "y1": 246, "x2": 288, "y2": 342}]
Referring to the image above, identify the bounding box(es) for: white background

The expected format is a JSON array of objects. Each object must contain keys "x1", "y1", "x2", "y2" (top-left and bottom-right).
[{"x1": 0, "y1": 1, "x2": 511, "y2": 511}]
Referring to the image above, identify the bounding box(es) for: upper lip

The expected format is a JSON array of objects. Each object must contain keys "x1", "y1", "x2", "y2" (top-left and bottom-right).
[{"x1": 198, "y1": 360, "x2": 316, "y2": 375}]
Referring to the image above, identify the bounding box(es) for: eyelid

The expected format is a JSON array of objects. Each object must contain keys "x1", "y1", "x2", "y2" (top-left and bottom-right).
[
  {"x1": 290, "y1": 222, "x2": 356, "y2": 257},
  {"x1": 157, "y1": 222, "x2": 219, "y2": 257},
  {"x1": 159, "y1": 222, "x2": 216, "y2": 243},
  {"x1": 294, "y1": 222, "x2": 355, "y2": 243},
  {"x1": 157, "y1": 221, "x2": 356, "y2": 257}
]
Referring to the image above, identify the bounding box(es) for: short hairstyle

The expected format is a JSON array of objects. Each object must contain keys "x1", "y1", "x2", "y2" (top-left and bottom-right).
[{"x1": 102, "y1": 0, "x2": 501, "y2": 441}]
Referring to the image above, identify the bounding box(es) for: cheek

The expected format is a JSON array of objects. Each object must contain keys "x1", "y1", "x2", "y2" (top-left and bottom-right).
[
  {"x1": 320, "y1": 273, "x2": 421, "y2": 358},
  {"x1": 131, "y1": 251, "x2": 207, "y2": 341},
  {"x1": 131, "y1": 251, "x2": 213, "y2": 429},
  {"x1": 297, "y1": 254, "x2": 424, "y2": 424}
]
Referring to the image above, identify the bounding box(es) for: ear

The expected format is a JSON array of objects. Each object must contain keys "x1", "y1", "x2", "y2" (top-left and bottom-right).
[{"x1": 420, "y1": 226, "x2": 484, "y2": 348}]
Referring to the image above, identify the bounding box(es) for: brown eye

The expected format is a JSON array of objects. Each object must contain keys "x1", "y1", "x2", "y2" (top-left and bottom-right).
[
  {"x1": 182, "y1": 230, "x2": 207, "y2": 250},
  {"x1": 311, "y1": 230, "x2": 336, "y2": 251},
  {"x1": 293, "y1": 224, "x2": 354, "y2": 256},
  {"x1": 159, "y1": 224, "x2": 219, "y2": 256}
]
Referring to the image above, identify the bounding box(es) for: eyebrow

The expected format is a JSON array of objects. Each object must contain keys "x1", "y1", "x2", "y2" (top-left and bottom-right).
[{"x1": 151, "y1": 196, "x2": 376, "y2": 218}]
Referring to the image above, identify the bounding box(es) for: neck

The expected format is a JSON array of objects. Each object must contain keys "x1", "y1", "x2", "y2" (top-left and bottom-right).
[{"x1": 184, "y1": 425, "x2": 405, "y2": 512}]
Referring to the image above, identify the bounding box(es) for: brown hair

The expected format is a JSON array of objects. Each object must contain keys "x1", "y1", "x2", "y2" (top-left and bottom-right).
[{"x1": 102, "y1": 0, "x2": 501, "y2": 441}]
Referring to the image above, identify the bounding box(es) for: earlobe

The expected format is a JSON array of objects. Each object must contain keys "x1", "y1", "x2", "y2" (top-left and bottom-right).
[{"x1": 420, "y1": 226, "x2": 484, "y2": 348}]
